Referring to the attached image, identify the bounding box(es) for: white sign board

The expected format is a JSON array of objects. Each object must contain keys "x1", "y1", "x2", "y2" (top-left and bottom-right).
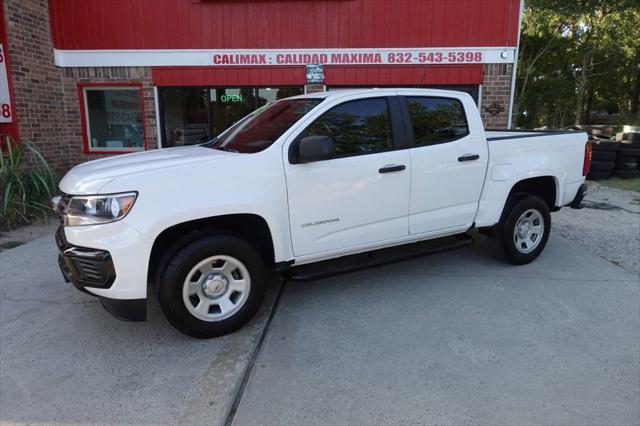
[
  {"x1": 54, "y1": 47, "x2": 516, "y2": 67},
  {"x1": 306, "y1": 63, "x2": 324, "y2": 83},
  {"x1": 0, "y1": 44, "x2": 12, "y2": 123}
]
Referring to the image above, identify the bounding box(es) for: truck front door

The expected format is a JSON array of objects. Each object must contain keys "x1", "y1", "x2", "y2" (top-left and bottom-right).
[{"x1": 284, "y1": 96, "x2": 410, "y2": 257}]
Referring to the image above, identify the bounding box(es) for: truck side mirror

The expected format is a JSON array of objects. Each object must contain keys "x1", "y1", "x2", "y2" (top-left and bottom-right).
[{"x1": 295, "y1": 135, "x2": 334, "y2": 163}]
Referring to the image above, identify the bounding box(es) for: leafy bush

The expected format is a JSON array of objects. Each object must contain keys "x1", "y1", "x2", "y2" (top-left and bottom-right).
[{"x1": 0, "y1": 137, "x2": 56, "y2": 230}]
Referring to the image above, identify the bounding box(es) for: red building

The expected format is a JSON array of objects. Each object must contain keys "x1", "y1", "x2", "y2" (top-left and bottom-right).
[{"x1": 0, "y1": 0, "x2": 522, "y2": 173}]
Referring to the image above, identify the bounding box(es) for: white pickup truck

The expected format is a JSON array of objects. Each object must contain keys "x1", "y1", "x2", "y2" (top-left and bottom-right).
[{"x1": 53, "y1": 89, "x2": 590, "y2": 338}]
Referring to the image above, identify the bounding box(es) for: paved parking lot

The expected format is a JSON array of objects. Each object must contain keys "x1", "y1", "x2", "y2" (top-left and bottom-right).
[{"x1": 1, "y1": 214, "x2": 639, "y2": 424}]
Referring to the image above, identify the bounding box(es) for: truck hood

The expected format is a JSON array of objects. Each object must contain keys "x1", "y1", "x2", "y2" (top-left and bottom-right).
[{"x1": 59, "y1": 146, "x2": 233, "y2": 194}]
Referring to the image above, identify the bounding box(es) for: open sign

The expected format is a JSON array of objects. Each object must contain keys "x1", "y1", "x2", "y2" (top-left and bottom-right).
[{"x1": 220, "y1": 94, "x2": 244, "y2": 103}]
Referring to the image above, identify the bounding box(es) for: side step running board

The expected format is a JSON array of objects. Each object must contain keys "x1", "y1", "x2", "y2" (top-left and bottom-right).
[{"x1": 285, "y1": 234, "x2": 472, "y2": 281}]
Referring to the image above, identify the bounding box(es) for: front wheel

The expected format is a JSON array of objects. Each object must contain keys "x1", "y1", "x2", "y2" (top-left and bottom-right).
[
  {"x1": 158, "y1": 235, "x2": 267, "y2": 338},
  {"x1": 488, "y1": 195, "x2": 551, "y2": 265}
]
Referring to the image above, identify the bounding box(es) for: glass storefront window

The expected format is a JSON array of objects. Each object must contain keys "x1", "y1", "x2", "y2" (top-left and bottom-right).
[
  {"x1": 160, "y1": 88, "x2": 210, "y2": 147},
  {"x1": 210, "y1": 88, "x2": 257, "y2": 137},
  {"x1": 82, "y1": 86, "x2": 145, "y2": 152},
  {"x1": 159, "y1": 86, "x2": 303, "y2": 148}
]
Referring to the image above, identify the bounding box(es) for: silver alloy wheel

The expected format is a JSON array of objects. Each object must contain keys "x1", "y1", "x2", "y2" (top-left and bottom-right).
[
  {"x1": 182, "y1": 255, "x2": 251, "y2": 322},
  {"x1": 513, "y1": 208, "x2": 545, "y2": 254}
]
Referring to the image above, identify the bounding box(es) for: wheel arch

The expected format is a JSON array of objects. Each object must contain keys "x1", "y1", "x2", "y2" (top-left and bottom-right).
[
  {"x1": 148, "y1": 213, "x2": 275, "y2": 288},
  {"x1": 506, "y1": 175, "x2": 559, "y2": 211},
  {"x1": 477, "y1": 174, "x2": 559, "y2": 229}
]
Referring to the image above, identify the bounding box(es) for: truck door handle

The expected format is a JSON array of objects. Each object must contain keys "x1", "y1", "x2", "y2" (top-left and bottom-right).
[
  {"x1": 458, "y1": 154, "x2": 480, "y2": 162},
  {"x1": 378, "y1": 164, "x2": 406, "y2": 174}
]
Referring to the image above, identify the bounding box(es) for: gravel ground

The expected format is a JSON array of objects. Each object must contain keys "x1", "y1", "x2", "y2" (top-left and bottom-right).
[{"x1": 554, "y1": 181, "x2": 640, "y2": 275}]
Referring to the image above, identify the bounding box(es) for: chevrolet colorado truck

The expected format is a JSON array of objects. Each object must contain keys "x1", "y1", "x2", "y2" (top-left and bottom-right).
[{"x1": 53, "y1": 89, "x2": 590, "y2": 338}]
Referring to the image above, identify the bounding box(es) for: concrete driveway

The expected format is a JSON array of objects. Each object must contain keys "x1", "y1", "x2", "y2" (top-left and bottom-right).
[
  {"x1": 0, "y1": 235, "x2": 279, "y2": 424},
  {"x1": 233, "y1": 235, "x2": 639, "y2": 425},
  {"x1": 1, "y1": 226, "x2": 639, "y2": 424}
]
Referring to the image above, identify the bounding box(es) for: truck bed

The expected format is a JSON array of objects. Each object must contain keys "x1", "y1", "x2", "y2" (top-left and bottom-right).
[
  {"x1": 471, "y1": 127, "x2": 589, "y2": 227},
  {"x1": 486, "y1": 128, "x2": 587, "y2": 141}
]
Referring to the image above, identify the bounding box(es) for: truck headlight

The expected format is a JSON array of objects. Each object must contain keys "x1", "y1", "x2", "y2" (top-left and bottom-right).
[{"x1": 64, "y1": 192, "x2": 137, "y2": 226}]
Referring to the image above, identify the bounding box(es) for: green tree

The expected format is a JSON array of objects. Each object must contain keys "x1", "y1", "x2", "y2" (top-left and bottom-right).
[{"x1": 515, "y1": 0, "x2": 640, "y2": 128}]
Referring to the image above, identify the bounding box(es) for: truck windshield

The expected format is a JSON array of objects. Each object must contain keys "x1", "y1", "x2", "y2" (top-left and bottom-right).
[{"x1": 205, "y1": 98, "x2": 323, "y2": 153}]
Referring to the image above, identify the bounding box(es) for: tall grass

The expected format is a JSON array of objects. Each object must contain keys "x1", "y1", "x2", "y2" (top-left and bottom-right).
[{"x1": 0, "y1": 136, "x2": 56, "y2": 230}]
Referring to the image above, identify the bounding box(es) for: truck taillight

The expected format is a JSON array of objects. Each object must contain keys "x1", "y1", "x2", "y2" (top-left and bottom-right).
[{"x1": 583, "y1": 141, "x2": 592, "y2": 176}]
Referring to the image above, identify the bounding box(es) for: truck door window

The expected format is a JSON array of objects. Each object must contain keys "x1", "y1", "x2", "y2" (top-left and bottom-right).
[
  {"x1": 406, "y1": 97, "x2": 469, "y2": 146},
  {"x1": 303, "y1": 98, "x2": 393, "y2": 157}
]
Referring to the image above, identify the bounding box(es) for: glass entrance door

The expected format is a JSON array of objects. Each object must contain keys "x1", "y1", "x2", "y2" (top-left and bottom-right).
[{"x1": 159, "y1": 88, "x2": 210, "y2": 147}]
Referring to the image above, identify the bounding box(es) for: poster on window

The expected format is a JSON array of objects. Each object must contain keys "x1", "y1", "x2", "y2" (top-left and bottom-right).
[
  {"x1": 0, "y1": 44, "x2": 12, "y2": 123},
  {"x1": 104, "y1": 90, "x2": 141, "y2": 125}
]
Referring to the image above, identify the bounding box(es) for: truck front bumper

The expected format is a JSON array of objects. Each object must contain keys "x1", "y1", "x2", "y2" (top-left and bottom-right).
[{"x1": 56, "y1": 226, "x2": 147, "y2": 321}]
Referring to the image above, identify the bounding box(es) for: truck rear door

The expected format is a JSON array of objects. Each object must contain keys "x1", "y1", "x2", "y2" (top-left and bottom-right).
[{"x1": 397, "y1": 92, "x2": 489, "y2": 235}]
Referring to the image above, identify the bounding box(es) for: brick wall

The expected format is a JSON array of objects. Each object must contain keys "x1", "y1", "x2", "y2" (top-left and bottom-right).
[
  {"x1": 61, "y1": 67, "x2": 157, "y2": 166},
  {"x1": 3, "y1": 0, "x2": 156, "y2": 176},
  {"x1": 480, "y1": 63, "x2": 513, "y2": 129},
  {"x1": 4, "y1": 0, "x2": 67, "y2": 171}
]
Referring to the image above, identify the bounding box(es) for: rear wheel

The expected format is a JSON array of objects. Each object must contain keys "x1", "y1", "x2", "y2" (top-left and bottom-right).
[
  {"x1": 159, "y1": 235, "x2": 267, "y2": 338},
  {"x1": 488, "y1": 195, "x2": 551, "y2": 265}
]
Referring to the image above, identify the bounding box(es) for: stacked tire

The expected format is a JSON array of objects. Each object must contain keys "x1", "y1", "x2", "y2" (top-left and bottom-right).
[
  {"x1": 614, "y1": 131, "x2": 640, "y2": 179},
  {"x1": 588, "y1": 137, "x2": 619, "y2": 180}
]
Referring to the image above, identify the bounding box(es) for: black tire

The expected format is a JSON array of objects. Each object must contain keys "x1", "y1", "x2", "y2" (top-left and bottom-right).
[
  {"x1": 591, "y1": 126, "x2": 612, "y2": 138},
  {"x1": 619, "y1": 148, "x2": 640, "y2": 157},
  {"x1": 592, "y1": 150, "x2": 616, "y2": 161},
  {"x1": 591, "y1": 134, "x2": 612, "y2": 141},
  {"x1": 487, "y1": 195, "x2": 551, "y2": 265},
  {"x1": 158, "y1": 234, "x2": 267, "y2": 339},
  {"x1": 590, "y1": 139, "x2": 620, "y2": 152},
  {"x1": 590, "y1": 160, "x2": 615, "y2": 171},
  {"x1": 621, "y1": 132, "x2": 640, "y2": 142},
  {"x1": 587, "y1": 171, "x2": 612, "y2": 180},
  {"x1": 615, "y1": 156, "x2": 638, "y2": 170},
  {"x1": 620, "y1": 139, "x2": 640, "y2": 149},
  {"x1": 614, "y1": 169, "x2": 640, "y2": 179}
]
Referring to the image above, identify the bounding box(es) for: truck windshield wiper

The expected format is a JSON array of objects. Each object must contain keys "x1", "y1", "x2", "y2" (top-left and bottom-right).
[
  {"x1": 200, "y1": 138, "x2": 238, "y2": 152},
  {"x1": 216, "y1": 146, "x2": 239, "y2": 153}
]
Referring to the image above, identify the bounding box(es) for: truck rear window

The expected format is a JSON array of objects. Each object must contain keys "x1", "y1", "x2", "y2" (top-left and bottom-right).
[
  {"x1": 206, "y1": 98, "x2": 323, "y2": 153},
  {"x1": 405, "y1": 97, "x2": 469, "y2": 145}
]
